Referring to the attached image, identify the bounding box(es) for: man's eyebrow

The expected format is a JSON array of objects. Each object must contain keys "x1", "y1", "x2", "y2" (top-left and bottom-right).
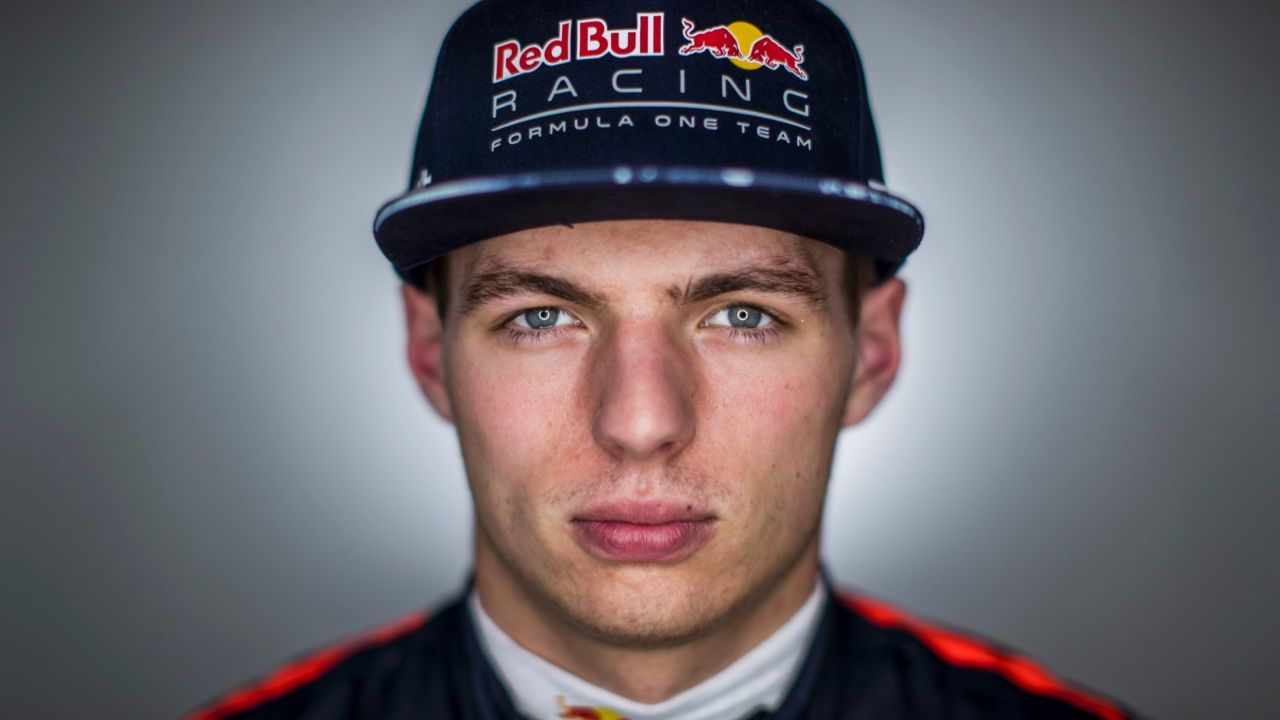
[
  {"x1": 459, "y1": 268, "x2": 608, "y2": 315},
  {"x1": 671, "y1": 266, "x2": 829, "y2": 310}
]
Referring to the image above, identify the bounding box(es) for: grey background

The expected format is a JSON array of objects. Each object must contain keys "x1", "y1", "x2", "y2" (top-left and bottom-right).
[{"x1": 2, "y1": 1, "x2": 1277, "y2": 718}]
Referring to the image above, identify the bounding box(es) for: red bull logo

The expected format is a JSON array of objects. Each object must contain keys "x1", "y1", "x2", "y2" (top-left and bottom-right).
[
  {"x1": 679, "y1": 18, "x2": 808, "y2": 81},
  {"x1": 678, "y1": 20, "x2": 742, "y2": 59},
  {"x1": 493, "y1": 13, "x2": 665, "y2": 83}
]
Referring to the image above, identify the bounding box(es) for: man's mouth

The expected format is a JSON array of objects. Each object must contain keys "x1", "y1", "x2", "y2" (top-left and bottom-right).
[{"x1": 570, "y1": 501, "x2": 717, "y2": 563}]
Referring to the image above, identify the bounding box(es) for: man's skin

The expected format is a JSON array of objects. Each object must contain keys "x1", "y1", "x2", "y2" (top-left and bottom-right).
[{"x1": 401, "y1": 220, "x2": 906, "y2": 704}]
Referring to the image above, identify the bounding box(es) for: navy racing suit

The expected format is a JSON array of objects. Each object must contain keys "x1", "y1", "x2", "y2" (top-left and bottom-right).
[{"x1": 190, "y1": 582, "x2": 1139, "y2": 720}]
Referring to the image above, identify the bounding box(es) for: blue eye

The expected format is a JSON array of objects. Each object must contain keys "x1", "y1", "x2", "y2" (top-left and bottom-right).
[
  {"x1": 524, "y1": 307, "x2": 559, "y2": 329},
  {"x1": 509, "y1": 307, "x2": 578, "y2": 331},
  {"x1": 708, "y1": 304, "x2": 775, "y2": 330},
  {"x1": 729, "y1": 306, "x2": 763, "y2": 328}
]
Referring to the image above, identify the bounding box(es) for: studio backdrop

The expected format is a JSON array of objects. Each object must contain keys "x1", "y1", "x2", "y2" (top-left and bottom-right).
[{"x1": 2, "y1": 1, "x2": 1277, "y2": 718}]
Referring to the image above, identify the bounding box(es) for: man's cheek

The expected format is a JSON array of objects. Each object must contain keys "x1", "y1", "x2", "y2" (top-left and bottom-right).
[
  {"x1": 710, "y1": 365, "x2": 838, "y2": 440},
  {"x1": 456, "y1": 374, "x2": 569, "y2": 542},
  {"x1": 458, "y1": 369, "x2": 579, "y2": 470},
  {"x1": 702, "y1": 369, "x2": 838, "y2": 507}
]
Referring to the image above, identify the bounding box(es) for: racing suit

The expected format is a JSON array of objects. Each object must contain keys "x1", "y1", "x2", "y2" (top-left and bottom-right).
[{"x1": 190, "y1": 581, "x2": 1138, "y2": 719}]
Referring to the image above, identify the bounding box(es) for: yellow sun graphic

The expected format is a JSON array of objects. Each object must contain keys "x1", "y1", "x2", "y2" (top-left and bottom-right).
[{"x1": 727, "y1": 21, "x2": 764, "y2": 70}]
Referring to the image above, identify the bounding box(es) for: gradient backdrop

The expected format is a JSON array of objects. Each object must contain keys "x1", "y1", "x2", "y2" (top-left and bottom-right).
[{"x1": 3, "y1": 1, "x2": 1277, "y2": 718}]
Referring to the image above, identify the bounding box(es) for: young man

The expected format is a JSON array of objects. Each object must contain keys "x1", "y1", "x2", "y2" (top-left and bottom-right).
[{"x1": 193, "y1": 1, "x2": 1137, "y2": 718}]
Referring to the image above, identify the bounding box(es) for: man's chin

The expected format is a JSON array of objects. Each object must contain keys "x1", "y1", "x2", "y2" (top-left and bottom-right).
[{"x1": 544, "y1": 562, "x2": 747, "y2": 649}]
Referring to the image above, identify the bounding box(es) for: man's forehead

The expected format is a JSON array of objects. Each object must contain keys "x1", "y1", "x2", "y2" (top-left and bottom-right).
[{"x1": 458, "y1": 220, "x2": 832, "y2": 279}]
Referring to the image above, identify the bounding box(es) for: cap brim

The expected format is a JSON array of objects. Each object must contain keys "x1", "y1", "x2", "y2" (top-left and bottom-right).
[{"x1": 373, "y1": 166, "x2": 924, "y2": 286}]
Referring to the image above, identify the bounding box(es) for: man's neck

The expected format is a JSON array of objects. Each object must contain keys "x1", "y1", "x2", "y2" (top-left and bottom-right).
[{"x1": 473, "y1": 538, "x2": 822, "y2": 703}]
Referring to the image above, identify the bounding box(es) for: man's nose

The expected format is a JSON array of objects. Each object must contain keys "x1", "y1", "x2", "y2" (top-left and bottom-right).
[{"x1": 591, "y1": 322, "x2": 696, "y2": 462}]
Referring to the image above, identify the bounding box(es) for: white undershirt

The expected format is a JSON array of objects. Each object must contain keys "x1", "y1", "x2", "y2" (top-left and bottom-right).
[{"x1": 469, "y1": 578, "x2": 826, "y2": 720}]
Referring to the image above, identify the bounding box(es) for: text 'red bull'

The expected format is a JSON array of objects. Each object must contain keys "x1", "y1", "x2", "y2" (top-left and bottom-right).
[{"x1": 494, "y1": 14, "x2": 665, "y2": 83}]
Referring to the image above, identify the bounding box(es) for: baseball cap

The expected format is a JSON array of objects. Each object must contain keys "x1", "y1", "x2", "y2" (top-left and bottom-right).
[{"x1": 373, "y1": 0, "x2": 924, "y2": 286}]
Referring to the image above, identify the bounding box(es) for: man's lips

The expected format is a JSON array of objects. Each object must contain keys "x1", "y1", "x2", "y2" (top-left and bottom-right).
[{"x1": 570, "y1": 501, "x2": 717, "y2": 563}]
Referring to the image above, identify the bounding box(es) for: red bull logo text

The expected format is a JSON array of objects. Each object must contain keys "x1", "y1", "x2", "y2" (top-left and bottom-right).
[
  {"x1": 486, "y1": 14, "x2": 816, "y2": 155},
  {"x1": 494, "y1": 13, "x2": 665, "y2": 83},
  {"x1": 680, "y1": 19, "x2": 808, "y2": 81}
]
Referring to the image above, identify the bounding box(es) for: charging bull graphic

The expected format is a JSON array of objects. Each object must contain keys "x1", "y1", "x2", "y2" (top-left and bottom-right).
[
  {"x1": 746, "y1": 35, "x2": 808, "y2": 80},
  {"x1": 679, "y1": 18, "x2": 743, "y2": 58},
  {"x1": 679, "y1": 18, "x2": 809, "y2": 81}
]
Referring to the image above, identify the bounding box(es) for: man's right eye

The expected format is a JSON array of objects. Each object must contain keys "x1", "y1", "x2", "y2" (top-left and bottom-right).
[{"x1": 510, "y1": 307, "x2": 575, "y2": 330}]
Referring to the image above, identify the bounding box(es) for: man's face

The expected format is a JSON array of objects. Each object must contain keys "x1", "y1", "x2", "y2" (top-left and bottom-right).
[{"x1": 406, "y1": 220, "x2": 901, "y2": 647}]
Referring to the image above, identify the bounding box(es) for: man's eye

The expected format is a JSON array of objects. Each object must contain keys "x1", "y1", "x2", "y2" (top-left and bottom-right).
[
  {"x1": 707, "y1": 304, "x2": 775, "y2": 330},
  {"x1": 510, "y1": 307, "x2": 576, "y2": 330}
]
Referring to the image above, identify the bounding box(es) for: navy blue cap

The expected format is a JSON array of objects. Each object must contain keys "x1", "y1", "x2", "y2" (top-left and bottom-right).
[{"x1": 374, "y1": 0, "x2": 924, "y2": 286}]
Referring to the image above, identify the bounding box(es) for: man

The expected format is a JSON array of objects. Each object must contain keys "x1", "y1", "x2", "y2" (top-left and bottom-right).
[{"x1": 193, "y1": 0, "x2": 1138, "y2": 718}]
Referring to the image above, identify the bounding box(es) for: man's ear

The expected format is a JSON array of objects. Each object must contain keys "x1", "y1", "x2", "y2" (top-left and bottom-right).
[
  {"x1": 402, "y1": 282, "x2": 454, "y2": 423},
  {"x1": 842, "y1": 278, "x2": 906, "y2": 427}
]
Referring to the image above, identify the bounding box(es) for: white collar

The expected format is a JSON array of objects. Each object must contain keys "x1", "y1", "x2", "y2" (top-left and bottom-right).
[{"x1": 469, "y1": 579, "x2": 826, "y2": 720}]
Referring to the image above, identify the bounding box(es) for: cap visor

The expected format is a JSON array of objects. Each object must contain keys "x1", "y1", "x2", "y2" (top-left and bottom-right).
[{"x1": 374, "y1": 166, "x2": 923, "y2": 284}]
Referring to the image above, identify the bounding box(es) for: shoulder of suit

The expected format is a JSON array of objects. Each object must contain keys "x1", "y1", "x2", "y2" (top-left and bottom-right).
[
  {"x1": 185, "y1": 600, "x2": 462, "y2": 720},
  {"x1": 832, "y1": 589, "x2": 1141, "y2": 719}
]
